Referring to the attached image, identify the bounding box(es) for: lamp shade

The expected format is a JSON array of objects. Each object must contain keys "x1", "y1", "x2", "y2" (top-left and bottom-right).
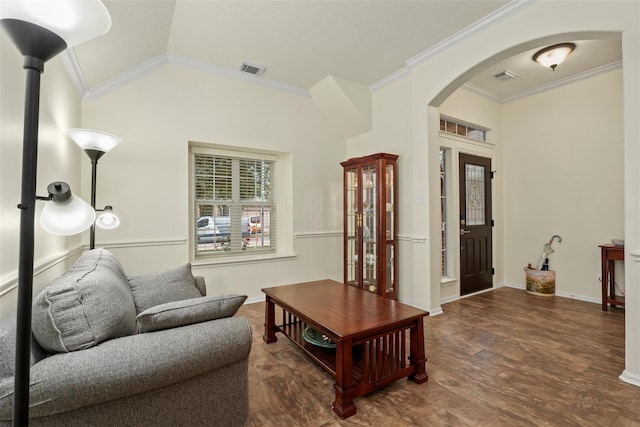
[
  {"x1": 96, "y1": 206, "x2": 120, "y2": 230},
  {"x1": 0, "y1": 0, "x2": 111, "y2": 49},
  {"x1": 68, "y1": 128, "x2": 122, "y2": 152},
  {"x1": 40, "y1": 182, "x2": 95, "y2": 236},
  {"x1": 533, "y1": 43, "x2": 576, "y2": 70}
]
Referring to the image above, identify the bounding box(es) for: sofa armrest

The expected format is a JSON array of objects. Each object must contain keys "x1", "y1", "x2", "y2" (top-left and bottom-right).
[{"x1": 0, "y1": 316, "x2": 251, "y2": 420}]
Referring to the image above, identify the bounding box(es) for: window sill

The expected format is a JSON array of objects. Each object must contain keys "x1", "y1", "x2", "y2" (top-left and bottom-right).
[{"x1": 191, "y1": 251, "x2": 297, "y2": 268}]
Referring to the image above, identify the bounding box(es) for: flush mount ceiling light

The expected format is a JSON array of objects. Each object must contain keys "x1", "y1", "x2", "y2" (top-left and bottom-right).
[{"x1": 532, "y1": 43, "x2": 576, "y2": 71}]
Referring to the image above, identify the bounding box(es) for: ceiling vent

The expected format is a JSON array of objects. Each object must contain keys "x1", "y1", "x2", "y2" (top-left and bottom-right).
[
  {"x1": 240, "y1": 62, "x2": 266, "y2": 76},
  {"x1": 494, "y1": 69, "x2": 518, "y2": 81}
]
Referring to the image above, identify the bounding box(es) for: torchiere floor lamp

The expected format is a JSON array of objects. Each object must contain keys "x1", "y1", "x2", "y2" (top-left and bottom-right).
[
  {"x1": 0, "y1": 2, "x2": 111, "y2": 424},
  {"x1": 68, "y1": 129, "x2": 122, "y2": 249}
]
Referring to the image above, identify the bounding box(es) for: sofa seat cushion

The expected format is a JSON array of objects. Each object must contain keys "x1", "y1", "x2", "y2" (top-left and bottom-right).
[
  {"x1": 136, "y1": 294, "x2": 247, "y2": 333},
  {"x1": 127, "y1": 263, "x2": 202, "y2": 313},
  {"x1": 32, "y1": 249, "x2": 137, "y2": 353}
]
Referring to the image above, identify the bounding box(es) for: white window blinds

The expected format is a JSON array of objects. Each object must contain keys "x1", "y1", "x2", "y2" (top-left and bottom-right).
[{"x1": 193, "y1": 150, "x2": 275, "y2": 257}]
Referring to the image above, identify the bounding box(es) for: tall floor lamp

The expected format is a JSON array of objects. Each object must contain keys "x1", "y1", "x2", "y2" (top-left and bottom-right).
[
  {"x1": 68, "y1": 129, "x2": 122, "y2": 249},
  {"x1": 0, "y1": 2, "x2": 111, "y2": 425}
]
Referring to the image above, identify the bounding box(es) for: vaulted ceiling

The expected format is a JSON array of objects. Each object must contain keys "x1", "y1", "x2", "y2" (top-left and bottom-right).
[{"x1": 67, "y1": 0, "x2": 621, "y2": 102}]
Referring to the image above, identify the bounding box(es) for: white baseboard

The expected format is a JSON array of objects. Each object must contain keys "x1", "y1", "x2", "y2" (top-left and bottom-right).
[
  {"x1": 245, "y1": 295, "x2": 266, "y2": 304},
  {"x1": 440, "y1": 294, "x2": 459, "y2": 305},
  {"x1": 428, "y1": 306, "x2": 444, "y2": 316},
  {"x1": 502, "y1": 282, "x2": 601, "y2": 305},
  {"x1": 620, "y1": 370, "x2": 640, "y2": 388}
]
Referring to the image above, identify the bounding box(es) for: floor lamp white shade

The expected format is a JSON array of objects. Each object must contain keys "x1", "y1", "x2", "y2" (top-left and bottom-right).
[
  {"x1": 68, "y1": 128, "x2": 122, "y2": 152},
  {"x1": 0, "y1": 0, "x2": 111, "y2": 49},
  {"x1": 40, "y1": 191, "x2": 96, "y2": 236},
  {"x1": 96, "y1": 206, "x2": 120, "y2": 230}
]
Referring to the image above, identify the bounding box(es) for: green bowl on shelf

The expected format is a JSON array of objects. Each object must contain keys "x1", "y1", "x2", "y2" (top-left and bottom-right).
[{"x1": 302, "y1": 327, "x2": 336, "y2": 349}]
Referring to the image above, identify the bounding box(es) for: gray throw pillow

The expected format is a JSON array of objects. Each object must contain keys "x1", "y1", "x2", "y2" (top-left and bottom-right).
[
  {"x1": 127, "y1": 263, "x2": 202, "y2": 313},
  {"x1": 136, "y1": 294, "x2": 247, "y2": 333},
  {"x1": 32, "y1": 249, "x2": 137, "y2": 353}
]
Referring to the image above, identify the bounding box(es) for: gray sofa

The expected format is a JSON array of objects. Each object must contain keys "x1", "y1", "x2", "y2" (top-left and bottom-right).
[{"x1": 0, "y1": 249, "x2": 252, "y2": 426}]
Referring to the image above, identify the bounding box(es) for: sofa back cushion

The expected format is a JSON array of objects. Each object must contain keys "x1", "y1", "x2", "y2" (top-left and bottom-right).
[
  {"x1": 32, "y1": 249, "x2": 137, "y2": 353},
  {"x1": 127, "y1": 263, "x2": 202, "y2": 314}
]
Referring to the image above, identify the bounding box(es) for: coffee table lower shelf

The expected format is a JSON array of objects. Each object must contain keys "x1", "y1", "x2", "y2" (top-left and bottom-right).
[{"x1": 270, "y1": 307, "x2": 425, "y2": 417}]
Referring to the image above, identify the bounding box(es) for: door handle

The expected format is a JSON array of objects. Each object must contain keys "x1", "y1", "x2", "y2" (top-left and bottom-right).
[{"x1": 460, "y1": 229, "x2": 471, "y2": 235}]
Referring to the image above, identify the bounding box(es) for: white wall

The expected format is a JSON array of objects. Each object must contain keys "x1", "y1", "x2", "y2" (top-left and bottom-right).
[
  {"x1": 434, "y1": 71, "x2": 624, "y2": 304},
  {"x1": 0, "y1": 33, "x2": 86, "y2": 317},
  {"x1": 348, "y1": 0, "x2": 640, "y2": 383},
  {"x1": 503, "y1": 70, "x2": 624, "y2": 301},
  {"x1": 81, "y1": 62, "x2": 346, "y2": 300},
  {"x1": 1, "y1": 0, "x2": 638, "y2": 386},
  {"x1": 349, "y1": 76, "x2": 419, "y2": 302}
]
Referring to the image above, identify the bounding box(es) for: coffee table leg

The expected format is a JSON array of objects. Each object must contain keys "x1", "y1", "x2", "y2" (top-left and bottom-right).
[
  {"x1": 263, "y1": 296, "x2": 277, "y2": 344},
  {"x1": 332, "y1": 339, "x2": 357, "y2": 419},
  {"x1": 409, "y1": 317, "x2": 429, "y2": 383}
]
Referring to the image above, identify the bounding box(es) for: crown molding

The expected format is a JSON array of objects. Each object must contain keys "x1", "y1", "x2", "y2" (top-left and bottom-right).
[
  {"x1": 502, "y1": 60, "x2": 623, "y2": 103},
  {"x1": 70, "y1": 52, "x2": 310, "y2": 100},
  {"x1": 370, "y1": 0, "x2": 537, "y2": 92},
  {"x1": 406, "y1": 0, "x2": 537, "y2": 68},
  {"x1": 84, "y1": 54, "x2": 169, "y2": 100},
  {"x1": 369, "y1": 67, "x2": 410, "y2": 92},
  {"x1": 461, "y1": 81, "x2": 503, "y2": 103},
  {"x1": 60, "y1": 48, "x2": 91, "y2": 96},
  {"x1": 167, "y1": 54, "x2": 310, "y2": 98},
  {"x1": 62, "y1": 1, "x2": 534, "y2": 99},
  {"x1": 461, "y1": 60, "x2": 623, "y2": 104}
]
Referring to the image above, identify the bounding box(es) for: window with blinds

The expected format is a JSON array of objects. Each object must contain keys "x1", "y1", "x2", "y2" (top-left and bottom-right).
[{"x1": 193, "y1": 151, "x2": 275, "y2": 257}]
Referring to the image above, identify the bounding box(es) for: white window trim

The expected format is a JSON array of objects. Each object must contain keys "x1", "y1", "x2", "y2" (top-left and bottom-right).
[{"x1": 189, "y1": 141, "x2": 294, "y2": 264}]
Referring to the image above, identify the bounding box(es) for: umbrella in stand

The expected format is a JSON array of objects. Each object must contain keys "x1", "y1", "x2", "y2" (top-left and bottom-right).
[{"x1": 537, "y1": 235, "x2": 562, "y2": 270}]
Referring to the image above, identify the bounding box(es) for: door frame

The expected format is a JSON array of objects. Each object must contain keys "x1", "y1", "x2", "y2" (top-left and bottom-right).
[
  {"x1": 438, "y1": 136, "x2": 497, "y2": 300},
  {"x1": 458, "y1": 152, "x2": 493, "y2": 296}
]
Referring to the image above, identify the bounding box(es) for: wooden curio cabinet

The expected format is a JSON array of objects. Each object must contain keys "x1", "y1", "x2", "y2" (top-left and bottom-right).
[{"x1": 341, "y1": 153, "x2": 398, "y2": 299}]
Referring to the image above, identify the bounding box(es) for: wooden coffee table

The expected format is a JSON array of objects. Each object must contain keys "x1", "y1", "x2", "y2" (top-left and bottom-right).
[{"x1": 262, "y1": 279, "x2": 429, "y2": 419}]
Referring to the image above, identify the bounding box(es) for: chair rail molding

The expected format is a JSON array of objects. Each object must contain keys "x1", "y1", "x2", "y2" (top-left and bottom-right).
[{"x1": 0, "y1": 245, "x2": 84, "y2": 297}]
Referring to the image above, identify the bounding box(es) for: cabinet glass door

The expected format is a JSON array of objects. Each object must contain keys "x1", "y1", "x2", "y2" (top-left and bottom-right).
[
  {"x1": 345, "y1": 167, "x2": 358, "y2": 286},
  {"x1": 362, "y1": 163, "x2": 377, "y2": 293},
  {"x1": 385, "y1": 164, "x2": 395, "y2": 294}
]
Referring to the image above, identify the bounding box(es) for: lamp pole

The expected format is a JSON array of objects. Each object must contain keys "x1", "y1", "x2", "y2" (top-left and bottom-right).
[
  {"x1": 2, "y1": 21, "x2": 68, "y2": 424},
  {"x1": 1, "y1": 4, "x2": 112, "y2": 425},
  {"x1": 14, "y1": 55, "x2": 45, "y2": 426},
  {"x1": 85, "y1": 150, "x2": 106, "y2": 249}
]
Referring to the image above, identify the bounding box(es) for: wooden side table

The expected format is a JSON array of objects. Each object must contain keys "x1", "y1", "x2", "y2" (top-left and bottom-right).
[{"x1": 599, "y1": 244, "x2": 625, "y2": 311}]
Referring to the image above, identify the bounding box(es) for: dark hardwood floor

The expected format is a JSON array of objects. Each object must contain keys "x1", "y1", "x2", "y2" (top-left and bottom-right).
[{"x1": 238, "y1": 287, "x2": 639, "y2": 426}]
